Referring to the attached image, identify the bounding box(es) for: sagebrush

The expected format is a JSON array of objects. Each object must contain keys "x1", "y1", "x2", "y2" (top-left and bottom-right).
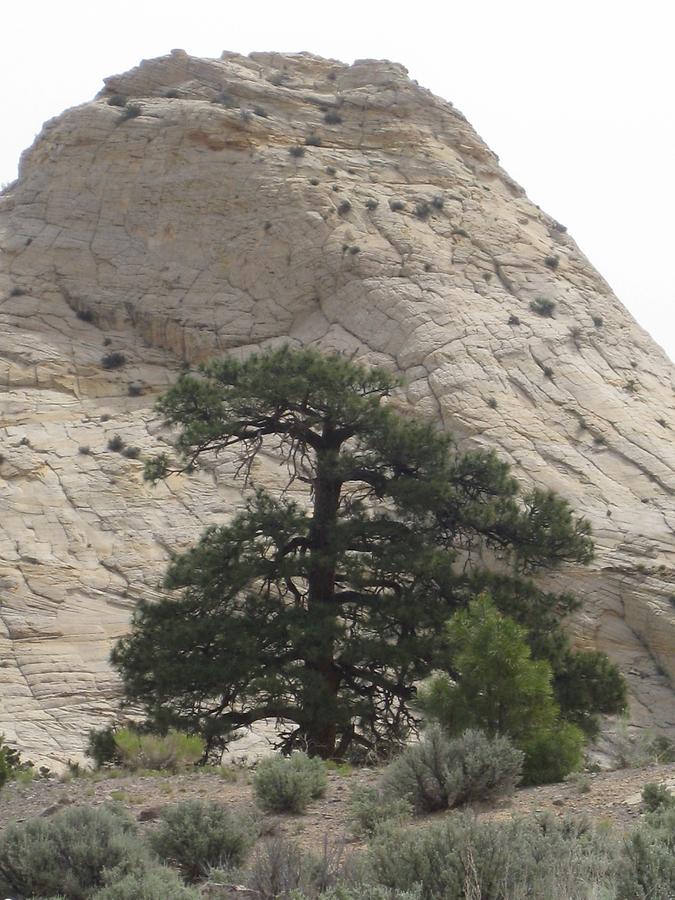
[{"x1": 254, "y1": 752, "x2": 327, "y2": 814}]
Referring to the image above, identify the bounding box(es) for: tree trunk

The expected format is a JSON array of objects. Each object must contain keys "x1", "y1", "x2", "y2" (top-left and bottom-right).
[{"x1": 305, "y1": 444, "x2": 342, "y2": 758}]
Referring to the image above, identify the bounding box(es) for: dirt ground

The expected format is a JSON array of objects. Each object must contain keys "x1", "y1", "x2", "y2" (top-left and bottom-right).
[{"x1": 2, "y1": 759, "x2": 674, "y2": 854}]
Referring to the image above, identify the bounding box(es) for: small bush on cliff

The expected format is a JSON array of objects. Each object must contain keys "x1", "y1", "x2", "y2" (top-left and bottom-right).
[
  {"x1": 118, "y1": 103, "x2": 142, "y2": 122},
  {"x1": 253, "y1": 752, "x2": 327, "y2": 814},
  {"x1": 529, "y1": 297, "x2": 556, "y2": 317},
  {"x1": 101, "y1": 351, "x2": 127, "y2": 370}
]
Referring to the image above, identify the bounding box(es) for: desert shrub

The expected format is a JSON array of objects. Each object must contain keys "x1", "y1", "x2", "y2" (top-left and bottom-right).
[
  {"x1": 431, "y1": 195, "x2": 444, "y2": 209},
  {"x1": 566, "y1": 771, "x2": 592, "y2": 794},
  {"x1": 320, "y1": 888, "x2": 421, "y2": 900},
  {"x1": 365, "y1": 198, "x2": 379, "y2": 210},
  {"x1": 543, "y1": 365, "x2": 554, "y2": 379},
  {"x1": 253, "y1": 752, "x2": 327, "y2": 814},
  {"x1": 107, "y1": 94, "x2": 127, "y2": 107},
  {"x1": 91, "y1": 866, "x2": 200, "y2": 899},
  {"x1": 0, "y1": 748, "x2": 8, "y2": 790},
  {"x1": 107, "y1": 435, "x2": 125, "y2": 452},
  {"x1": 544, "y1": 254, "x2": 560, "y2": 269},
  {"x1": 10, "y1": 286, "x2": 26, "y2": 296},
  {"x1": 122, "y1": 446, "x2": 141, "y2": 459},
  {"x1": 508, "y1": 313, "x2": 520, "y2": 325},
  {"x1": 0, "y1": 735, "x2": 22, "y2": 789},
  {"x1": 101, "y1": 351, "x2": 127, "y2": 369},
  {"x1": 127, "y1": 381, "x2": 143, "y2": 396},
  {"x1": 642, "y1": 782, "x2": 675, "y2": 813},
  {"x1": 212, "y1": 90, "x2": 237, "y2": 107},
  {"x1": 414, "y1": 201, "x2": 431, "y2": 219},
  {"x1": 592, "y1": 315, "x2": 604, "y2": 327},
  {"x1": 487, "y1": 397, "x2": 498, "y2": 409},
  {"x1": 520, "y1": 722, "x2": 585, "y2": 785},
  {"x1": 243, "y1": 837, "x2": 317, "y2": 899},
  {"x1": 289, "y1": 145, "x2": 306, "y2": 158},
  {"x1": 78, "y1": 445, "x2": 91, "y2": 455},
  {"x1": 389, "y1": 199, "x2": 405, "y2": 211},
  {"x1": 648, "y1": 734, "x2": 675, "y2": 763},
  {"x1": 0, "y1": 804, "x2": 150, "y2": 899},
  {"x1": 529, "y1": 297, "x2": 556, "y2": 317},
  {"x1": 248, "y1": 834, "x2": 351, "y2": 898},
  {"x1": 150, "y1": 799, "x2": 257, "y2": 883},
  {"x1": 324, "y1": 110, "x2": 343, "y2": 125},
  {"x1": 86, "y1": 726, "x2": 122, "y2": 768},
  {"x1": 254, "y1": 106, "x2": 269, "y2": 117},
  {"x1": 338, "y1": 199, "x2": 352, "y2": 215},
  {"x1": 119, "y1": 103, "x2": 142, "y2": 121},
  {"x1": 380, "y1": 727, "x2": 522, "y2": 814},
  {"x1": 77, "y1": 308, "x2": 94, "y2": 322},
  {"x1": 326, "y1": 165, "x2": 337, "y2": 175},
  {"x1": 617, "y1": 807, "x2": 675, "y2": 899},
  {"x1": 113, "y1": 727, "x2": 204, "y2": 771},
  {"x1": 164, "y1": 88, "x2": 180, "y2": 98},
  {"x1": 368, "y1": 811, "x2": 617, "y2": 900},
  {"x1": 305, "y1": 134, "x2": 323, "y2": 146},
  {"x1": 347, "y1": 785, "x2": 412, "y2": 837}
]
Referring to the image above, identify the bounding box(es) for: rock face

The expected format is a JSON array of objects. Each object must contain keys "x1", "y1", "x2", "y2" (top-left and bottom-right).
[{"x1": 1, "y1": 50, "x2": 673, "y2": 765}]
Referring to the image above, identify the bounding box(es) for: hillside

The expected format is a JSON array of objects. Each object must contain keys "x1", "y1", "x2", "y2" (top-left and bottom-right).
[{"x1": 0, "y1": 49, "x2": 673, "y2": 765}]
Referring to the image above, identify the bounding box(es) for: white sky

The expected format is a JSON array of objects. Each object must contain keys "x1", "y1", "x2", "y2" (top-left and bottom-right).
[{"x1": 2, "y1": 0, "x2": 673, "y2": 359}]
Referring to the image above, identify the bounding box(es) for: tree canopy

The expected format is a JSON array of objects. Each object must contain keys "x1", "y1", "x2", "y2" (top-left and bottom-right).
[{"x1": 112, "y1": 345, "x2": 624, "y2": 759}]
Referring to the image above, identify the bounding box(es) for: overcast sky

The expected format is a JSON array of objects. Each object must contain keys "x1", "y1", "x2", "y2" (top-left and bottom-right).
[{"x1": 2, "y1": 0, "x2": 673, "y2": 359}]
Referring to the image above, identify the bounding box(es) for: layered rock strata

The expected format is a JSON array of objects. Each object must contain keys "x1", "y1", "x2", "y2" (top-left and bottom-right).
[{"x1": 1, "y1": 50, "x2": 673, "y2": 764}]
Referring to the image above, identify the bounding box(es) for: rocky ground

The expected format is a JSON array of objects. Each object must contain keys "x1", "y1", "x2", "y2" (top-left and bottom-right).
[{"x1": 2, "y1": 760, "x2": 674, "y2": 855}]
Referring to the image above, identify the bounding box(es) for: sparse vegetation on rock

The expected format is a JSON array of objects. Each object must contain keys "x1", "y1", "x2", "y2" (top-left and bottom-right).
[{"x1": 529, "y1": 297, "x2": 556, "y2": 317}]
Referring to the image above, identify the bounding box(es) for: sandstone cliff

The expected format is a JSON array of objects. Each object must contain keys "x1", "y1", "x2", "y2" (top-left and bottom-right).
[{"x1": 1, "y1": 50, "x2": 673, "y2": 765}]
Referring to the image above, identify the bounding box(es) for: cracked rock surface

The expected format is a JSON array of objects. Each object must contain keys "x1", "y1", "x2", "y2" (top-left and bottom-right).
[{"x1": 0, "y1": 50, "x2": 673, "y2": 765}]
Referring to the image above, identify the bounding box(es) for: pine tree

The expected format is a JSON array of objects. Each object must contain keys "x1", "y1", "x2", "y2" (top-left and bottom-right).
[
  {"x1": 417, "y1": 595, "x2": 587, "y2": 783},
  {"x1": 112, "y1": 346, "x2": 624, "y2": 759}
]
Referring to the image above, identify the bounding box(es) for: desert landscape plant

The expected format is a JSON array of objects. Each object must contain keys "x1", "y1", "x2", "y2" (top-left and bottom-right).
[
  {"x1": 416, "y1": 596, "x2": 599, "y2": 783},
  {"x1": 113, "y1": 727, "x2": 204, "y2": 771},
  {"x1": 0, "y1": 804, "x2": 152, "y2": 899},
  {"x1": 253, "y1": 752, "x2": 327, "y2": 813},
  {"x1": 381, "y1": 726, "x2": 522, "y2": 813},
  {"x1": 529, "y1": 297, "x2": 556, "y2": 317},
  {"x1": 150, "y1": 798, "x2": 257, "y2": 882},
  {"x1": 113, "y1": 346, "x2": 623, "y2": 759}
]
